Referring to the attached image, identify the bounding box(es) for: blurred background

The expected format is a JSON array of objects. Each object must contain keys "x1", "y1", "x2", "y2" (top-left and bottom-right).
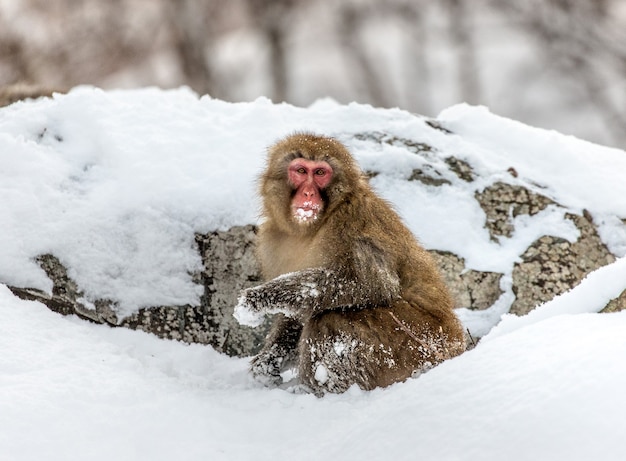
[{"x1": 1, "y1": 0, "x2": 625, "y2": 148}]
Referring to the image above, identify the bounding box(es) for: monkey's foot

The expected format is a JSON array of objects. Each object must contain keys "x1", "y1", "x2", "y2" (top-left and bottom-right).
[
  {"x1": 250, "y1": 358, "x2": 283, "y2": 388},
  {"x1": 281, "y1": 382, "x2": 313, "y2": 395}
]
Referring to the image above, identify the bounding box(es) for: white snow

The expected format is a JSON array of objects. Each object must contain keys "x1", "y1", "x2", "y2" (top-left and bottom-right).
[
  {"x1": 1, "y1": 87, "x2": 626, "y2": 460},
  {"x1": 232, "y1": 297, "x2": 264, "y2": 328},
  {"x1": 2, "y1": 279, "x2": 626, "y2": 461},
  {"x1": 314, "y1": 363, "x2": 329, "y2": 385},
  {"x1": 294, "y1": 204, "x2": 319, "y2": 222}
]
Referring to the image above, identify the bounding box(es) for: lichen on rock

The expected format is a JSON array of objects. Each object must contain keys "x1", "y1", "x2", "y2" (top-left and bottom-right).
[
  {"x1": 475, "y1": 182, "x2": 556, "y2": 240},
  {"x1": 430, "y1": 251, "x2": 503, "y2": 310},
  {"x1": 510, "y1": 212, "x2": 616, "y2": 315}
]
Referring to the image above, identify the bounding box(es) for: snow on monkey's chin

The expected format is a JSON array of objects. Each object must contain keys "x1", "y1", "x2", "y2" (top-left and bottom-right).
[{"x1": 293, "y1": 201, "x2": 322, "y2": 224}]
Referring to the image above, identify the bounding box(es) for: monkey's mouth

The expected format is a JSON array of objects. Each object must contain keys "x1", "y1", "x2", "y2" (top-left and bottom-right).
[{"x1": 293, "y1": 202, "x2": 322, "y2": 223}]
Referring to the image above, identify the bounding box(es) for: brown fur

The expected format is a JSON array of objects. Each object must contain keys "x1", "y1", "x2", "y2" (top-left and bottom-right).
[{"x1": 239, "y1": 133, "x2": 465, "y2": 394}]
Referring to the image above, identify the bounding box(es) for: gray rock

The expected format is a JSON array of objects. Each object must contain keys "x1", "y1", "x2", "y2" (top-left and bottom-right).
[
  {"x1": 430, "y1": 251, "x2": 502, "y2": 310},
  {"x1": 9, "y1": 254, "x2": 118, "y2": 324},
  {"x1": 409, "y1": 168, "x2": 451, "y2": 187},
  {"x1": 120, "y1": 225, "x2": 271, "y2": 357},
  {"x1": 475, "y1": 182, "x2": 555, "y2": 240},
  {"x1": 510, "y1": 212, "x2": 616, "y2": 315},
  {"x1": 444, "y1": 157, "x2": 475, "y2": 182},
  {"x1": 9, "y1": 226, "x2": 271, "y2": 357},
  {"x1": 601, "y1": 289, "x2": 626, "y2": 313},
  {"x1": 5, "y1": 132, "x2": 621, "y2": 353}
]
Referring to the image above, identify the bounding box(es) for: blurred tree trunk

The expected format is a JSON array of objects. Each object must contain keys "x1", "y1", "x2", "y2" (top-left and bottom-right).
[
  {"x1": 337, "y1": 4, "x2": 389, "y2": 108},
  {"x1": 446, "y1": 0, "x2": 481, "y2": 105},
  {"x1": 0, "y1": 35, "x2": 34, "y2": 84},
  {"x1": 168, "y1": 0, "x2": 216, "y2": 96},
  {"x1": 0, "y1": 0, "x2": 166, "y2": 88},
  {"x1": 262, "y1": 15, "x2": 288, "y2": 103},
  {"x1": 397, "y1": 1, "x2": 432, "y2": 114},
  {"x1": 496, "y1": 0, "x2": 626, "y2": 144},
  {"x1": 247, "y1": 0, "x2": 298, "y2": 103}
]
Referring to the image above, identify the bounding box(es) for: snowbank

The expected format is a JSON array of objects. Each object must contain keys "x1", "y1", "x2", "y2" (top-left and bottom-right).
[{"x1": 1, "y1": 275, "x2": 626, "y2": 461}]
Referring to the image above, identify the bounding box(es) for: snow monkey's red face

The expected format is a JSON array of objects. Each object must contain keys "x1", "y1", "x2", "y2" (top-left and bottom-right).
[{"x1": 287, "y1": 159, "x2": 333, "y2": 224}]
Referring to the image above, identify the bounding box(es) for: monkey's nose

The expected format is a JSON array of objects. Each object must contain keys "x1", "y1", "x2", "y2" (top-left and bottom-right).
[{"x1": 302, "y1": 186, "x2": 316, "y2": 198}]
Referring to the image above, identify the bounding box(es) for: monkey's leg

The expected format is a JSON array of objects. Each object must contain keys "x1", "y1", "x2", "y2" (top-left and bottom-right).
[
  {"x1": 299, "y1": 304, "x2": 455, "y2": 394},
  {"x1": 251, "y1": 314, "x2": 302, "y2": 387}
]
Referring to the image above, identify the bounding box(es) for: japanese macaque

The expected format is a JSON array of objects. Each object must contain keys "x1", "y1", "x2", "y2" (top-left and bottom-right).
[{"x1": 234, "y1": 133, "x2": 465, "y2": 395}]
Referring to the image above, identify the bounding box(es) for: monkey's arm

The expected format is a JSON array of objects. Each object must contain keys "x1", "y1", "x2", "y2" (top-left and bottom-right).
[
  {"x1": 234, "y1": 268, "x2": 356, "y2": 326},
  {"x1": 234, "y1": 264, "x2": 400, "y2": 326}
]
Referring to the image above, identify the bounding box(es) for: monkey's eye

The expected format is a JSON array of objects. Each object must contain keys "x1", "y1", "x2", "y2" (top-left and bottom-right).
[
  {"x1": 297, "y1": 167, "x2": 306, "y2": 174},
  {"x1": 315, "y1": 169, "x2": 326, "y2": 176}
]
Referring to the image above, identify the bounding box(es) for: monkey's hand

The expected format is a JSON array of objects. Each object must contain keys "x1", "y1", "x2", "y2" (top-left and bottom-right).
[{"x1": 233, "y1": 292, "x2": 266, "y2": 327}]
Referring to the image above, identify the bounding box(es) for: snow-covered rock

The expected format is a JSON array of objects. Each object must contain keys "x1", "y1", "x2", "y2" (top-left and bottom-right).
[{"x1": 1, "y1": 87, "x2": 625, "y2": 354}]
